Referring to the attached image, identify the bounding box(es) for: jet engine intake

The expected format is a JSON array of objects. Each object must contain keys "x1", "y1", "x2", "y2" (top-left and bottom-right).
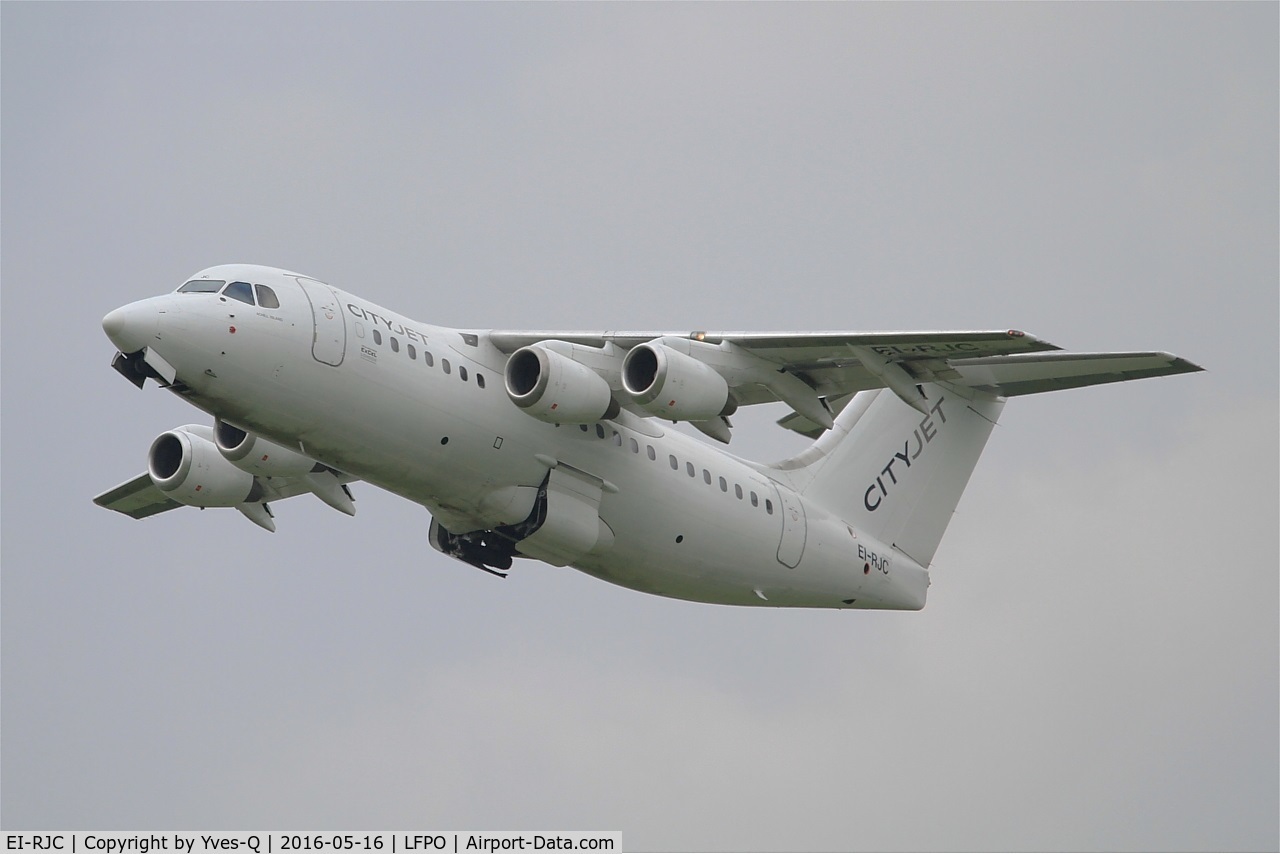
[
  {"x1": 505, "y1": 344, "x2": 620, "y2": 424},
  {"x1": 214, "y1": 420, "x2": 317, "y2": 477},
  {"x1": 623, "y1": 342, "x2": 733, "y2": 421},
  {"x1": 148, "y1": 428, "x2": 261, "y2": 508}
]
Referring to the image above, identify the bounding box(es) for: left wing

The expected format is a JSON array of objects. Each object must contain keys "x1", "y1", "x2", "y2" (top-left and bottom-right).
[
  {"x1": 94, "y1": 423, "x2": 360, "y2": 531},
  {"x1": 94, "y1": 473, "x2": 183, "y2": 519},
  {"x1": 94, "y1": 469, "x2": 357, "y2": 521}
]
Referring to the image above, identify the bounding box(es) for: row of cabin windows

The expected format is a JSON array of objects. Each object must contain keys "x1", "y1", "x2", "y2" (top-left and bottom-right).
[
  {"x1": 359, "y1": 324, "x2": 766, "y2": 512},
  {"x1": 577, "y1": 423, "x2": 774, "y2": 514},
  {"x1": 178, "y1": 279, "x2": 281, "y2": 309},
  {"x1": 367, "y1": 328, "x2": 485, "y2": 388}
]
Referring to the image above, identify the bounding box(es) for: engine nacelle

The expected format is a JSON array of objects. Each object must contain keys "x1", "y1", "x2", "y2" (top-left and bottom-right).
[
  {"x1": 214, "y1": 420, "x2": 316, "y2": 478},
  {"x1": 505, "y1": 344, "x2": 619, "y2": 423},
  {"x1": 622, "y1": 342, "x2": 732, "y2": 421},
  {"x1": 148, "y1": 428, "x2": 260, "y2": 508}
]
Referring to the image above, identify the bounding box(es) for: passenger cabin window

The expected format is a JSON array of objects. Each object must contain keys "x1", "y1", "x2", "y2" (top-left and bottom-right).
[
  {"x1": 459, "y1": 366, "x2": 468, "y2": 382},
  {"x1": 407, "y1": 344, "x2": 417, "y2": 360},
  {"x1": 254, "y1": 285, "x2": 280, "y2": 309},
  {"x1": 178, "y1": 280, "x2": 224, "y2": 293},
  {"x1": 373, "y1": 330, "x2": 383, "y2": 345},
  {"x1": 476, "y1": 373, "x2": 485, "y2": 389},
  {"x1": 442, "y1": 359, "x2": 451, "y2": 375},
  {"x1": 224, "y1": 281, "x2": 254, "y2": 305},
  {"x1": 424, "y1": 351, "x2": 434, "y2": 367},
  {"x1": 390, "y1": 337, "x2": 400, "y2": 353}
]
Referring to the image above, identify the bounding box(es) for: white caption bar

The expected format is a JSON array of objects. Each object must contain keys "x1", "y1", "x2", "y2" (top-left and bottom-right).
[{"x1": 3, "y1": 834, "x2": 621, "y2": 854}]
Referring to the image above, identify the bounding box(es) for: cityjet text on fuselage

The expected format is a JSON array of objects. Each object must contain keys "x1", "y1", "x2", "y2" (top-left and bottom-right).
[{"x1": 345, "y1": 302, "x2": 431, "y2": 346}]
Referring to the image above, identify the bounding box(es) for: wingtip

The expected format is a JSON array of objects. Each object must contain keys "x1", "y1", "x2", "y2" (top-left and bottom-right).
[
  {"x1": 1152, "y1": 352, "x2": 1206, "y2": 374},
  {"x1": 1174, "y1": 356, "x2": 1206, "y2": 374}
]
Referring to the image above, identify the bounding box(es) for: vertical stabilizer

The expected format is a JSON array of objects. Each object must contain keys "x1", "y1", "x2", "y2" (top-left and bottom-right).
[{"x1": 773, "y1": 385, "x2": 1004, "y2": 567}]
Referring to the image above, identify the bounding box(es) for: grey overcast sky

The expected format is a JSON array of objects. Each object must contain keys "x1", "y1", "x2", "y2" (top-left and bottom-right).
[{"x1": 2, "y1": 3, "x2": 1276, "y2": 851}]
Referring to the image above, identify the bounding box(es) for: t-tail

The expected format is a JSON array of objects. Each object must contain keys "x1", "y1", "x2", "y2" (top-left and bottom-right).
[
  {"x1": 775, "y1": 385, "x2": 1005, "y2": 569},
  {"x1": 770, "y1": 345, "x2": 1205, "y2": 573}
]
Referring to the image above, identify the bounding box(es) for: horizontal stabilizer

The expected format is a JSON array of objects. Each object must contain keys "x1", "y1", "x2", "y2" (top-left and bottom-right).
[{"x1": 950, "y1": 351, "x2": 1203, "y2": 397}]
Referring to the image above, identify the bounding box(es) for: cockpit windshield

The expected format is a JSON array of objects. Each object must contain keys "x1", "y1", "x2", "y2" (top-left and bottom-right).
[
  {"x1": 255, "y1": 284, "x2": 280, "y2": 309},
  {"x1": 178, "y1": 279, "x2": 224, "y2": 293},
  {"x1": 175, "y1": 279, "x2": 281, "y2": 309},
  {"x1": 224, "y1": 281, "x2": 254, "y2": 305}
]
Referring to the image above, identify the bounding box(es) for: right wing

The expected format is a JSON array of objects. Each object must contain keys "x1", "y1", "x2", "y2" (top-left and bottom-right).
[
  {"x1": 488, "y1": 328, "x2": 1061, "y2": 406},
  {"x1": 486, "y1": 328, "x2": 1201, "y2": 440}
]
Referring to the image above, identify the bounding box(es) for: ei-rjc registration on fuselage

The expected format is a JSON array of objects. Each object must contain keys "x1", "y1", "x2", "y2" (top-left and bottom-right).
[{"x1": 96, "y1": 265, "x2": 1201, "y2": 610}]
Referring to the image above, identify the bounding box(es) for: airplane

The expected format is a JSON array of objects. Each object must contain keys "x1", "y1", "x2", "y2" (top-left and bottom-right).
[{"x1": 95, "y1": 264, "x2": 1202, "y2": 610}]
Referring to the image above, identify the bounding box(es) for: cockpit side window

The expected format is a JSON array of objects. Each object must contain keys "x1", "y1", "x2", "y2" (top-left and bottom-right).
[
  {"x1": 178, "y1": 280, "x2": 224, "y2": 293},
  {"x1": 224, "y1": 281, "x2": 254, "y2": 305},
  {"x1": 255, "y1": 285, "x2": 280, "y2": 309}
]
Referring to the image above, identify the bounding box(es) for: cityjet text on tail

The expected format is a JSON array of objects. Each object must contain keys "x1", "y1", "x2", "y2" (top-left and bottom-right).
[{"x1": 96, "y1": 265, "x2": 1202, "y2": 610}]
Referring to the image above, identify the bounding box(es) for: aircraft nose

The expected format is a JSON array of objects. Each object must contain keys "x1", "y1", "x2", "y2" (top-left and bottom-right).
[
  {"x1": 102, "y1": 307, "x2": 127, "y2": 341},
  {"x1": 102, "y1": 302, "x2": 151, "y2": 353}
]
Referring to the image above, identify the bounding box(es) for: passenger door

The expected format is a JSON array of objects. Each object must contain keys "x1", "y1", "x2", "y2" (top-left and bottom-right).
[
  {"x1": 296, "y1": 278, "x2": 346, "y2": 367},
  {"x1": 776, "y1": 489, "x2": 807, "y2": 568}
]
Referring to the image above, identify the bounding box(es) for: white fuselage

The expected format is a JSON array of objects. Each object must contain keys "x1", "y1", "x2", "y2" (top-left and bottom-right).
[{"x1": 104, "y1": 265, "x2": 929, "y2": 610}]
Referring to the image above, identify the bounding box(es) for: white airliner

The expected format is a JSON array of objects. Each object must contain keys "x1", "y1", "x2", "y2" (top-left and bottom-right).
[{"x1": 96, "y1": 265, "x2": 1201, "y2": 610}]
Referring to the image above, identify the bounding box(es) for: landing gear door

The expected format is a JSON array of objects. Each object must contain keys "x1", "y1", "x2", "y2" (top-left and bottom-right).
[
  {"x1": 296, "y1": 277, "x2": 346, "y2": 367},
  {"x1": 776, "y1": 489, "x2": 807, "y2": 568},
  {"x1": 516, "y1": 464, "x2": 613, "y2": 567}
]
